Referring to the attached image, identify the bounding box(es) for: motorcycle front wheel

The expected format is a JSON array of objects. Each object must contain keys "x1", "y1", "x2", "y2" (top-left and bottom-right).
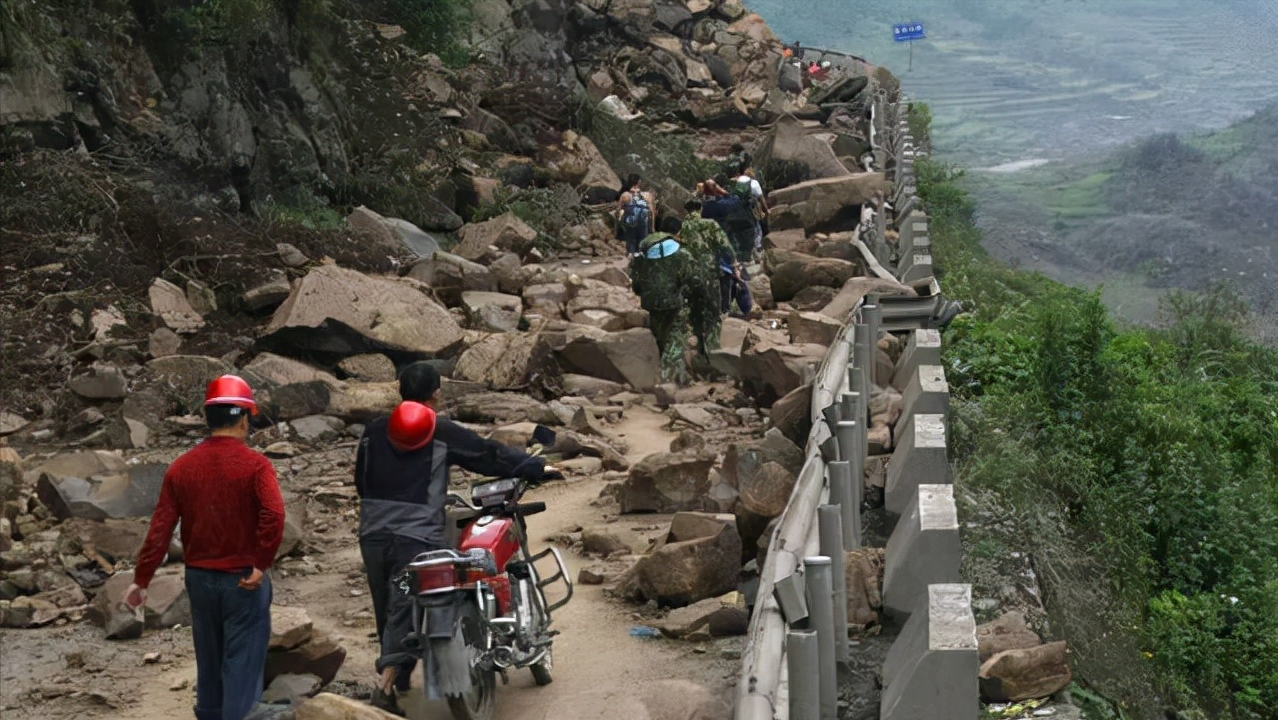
[{"x1": 442, "y1": 603, "x2": 496, "y2": 720}]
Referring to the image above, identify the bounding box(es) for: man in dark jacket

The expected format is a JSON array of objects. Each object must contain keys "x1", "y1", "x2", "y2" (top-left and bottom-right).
[{"x1": 356, "y1": 362, "x2": 546, "y2": 713}]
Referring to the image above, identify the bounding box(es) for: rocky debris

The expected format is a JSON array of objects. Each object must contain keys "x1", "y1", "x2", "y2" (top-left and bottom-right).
[
  {"x1": 69, "y1": 363, "x2": 128, "y2": 400},
  {"x1": 562, "y1": 374, "x2": 626, "y2": 399},
  {"x1": 36, "y1": 461, "x2": 167, "y2": 521},
  {"x1": 770, "y1": 383, "x2": 813, "y2": 447},
  {"x1": 58, "y1": 517, "x2": 149, "y2": 566},
  {"x1": 581, "y1": 530, "x2": 631, "y2": 557},
  {"x1": 577, "y1": 566, "x2": 611, "y2": 585},
  {"x1": 541, "y1": 131, "x2": 622, "y2": 204},
  {"x1": 290, "y1": 416, "x2": 346, "y2": 443},
  {"x1": 844, "y1": 547, "x2": 884, "y2": 627},
  {"x1": 756, "y1": 117, "x2": 852, "y2": 183},
  {"x1": 0, "y1": 595, "x2": 64, "y2": 628},
  {"x1": 541, "y1": 259, "x2": 631, "y2": 289},
  {"x1": 149, "y1": 278, "x2": 205, "y2": 334},
  {"x1": 265, "y1": 632, "x2": 347, "y2": 687},
  {"x1": 262, "y1": 265, "x2": 463, "y2": 358},
  {"x1": 453, "y1": 333, "x2": 557, "y2": 390},
  {"x1": 279, "y1": 493, "x2": 309, "y2": 559},
  {"x1": 979, "y1": 641, "x2": 1072, "y2": 703},
  {"x1": 523, "y1": 282, "x2": 570, "y2": 319},
  {"x1": 821, "y1": 275, "x2": 917, "y2": 322},
  {"x1": 565, "y1": 278, "x2": 645, "y2": 331},
  {"x1": 277, "y1": 243, "x2": 311, "y2": 268},
  {"x1": 787, "y1": 311, "x2": 843, "y2": 347},
  {"x1": 488, "y1": 253, "x2": 536, "y2": 296},
  {"x1": 620, "y1": 452, "x2": 715, "y2": 514},
  {"x1": 738, "y1": 340, "x2": 827, "y2": 404},
  {"x1": 765, "y1": 228, "x2": 816, "y2": 254},
  {"x1": 246, "y1": 353, "x2": 341, "y2": 388},
  {"x1": 669, "y1": 404, "x2": 722, "y2": 430},
  {"x1": 977, "y1": 611, "x2": 1043, "y2": 663},
  {"x1": 2, "y1": 412, "x2": 30, "y2": 436},
  {"x1": 89, "y1": 570, "x2": 190, "y2": 638},
  {"x1": 270, "y1": 605, "x2": 314, "y2": 651},
  {"x1": 146, "y1": 327, "x2": 183, "y2": 358},
  {"x1": 555, "y1": 326, "x2": 660, "y2": 391},
  {"x1": 406, "y1": 251, "x2": 496, "y2": 307},
  {"x1": 295, "y1": 692, "x2": 397, "y2": 720},
  {"x1": 709, "y1": 318, "x2": 751, "y2": 377},
  {"x1": 618, "y1": 512, "x2": 742, "y2": 607},
  {"x1": 337, "y1": 354, "x2": 396, "y2": 382},
  {"x1": 451, "y1": 392, "x2": 558, "y2": 426},
  {"x1": 452, "y1": 213, "x2": 538, "y2": 263},
  {"x1": 766, "y1": 250, "x2": 859, "y2": 302},
  {"x1": 545, "y1": 430, "x2": 630, "y2": 471},
  {"x1": 790, "y1": 286, "x2": 838, "y2": 312},
  {"x1": 186, "y1": 279, "x2": 217, "y2": 315},
  {"x1": 655, "y1": 594, "x2": 749, "y2": 639},
  {"x1": 669, "y1": 430, "x2": 707, "y2": 455},
  {"x1": 243, "y1": 276, "x2": 293, "y2": 313},
  {"x1": 461, "y1": 291, "x2": 523, "y2": 332},
  {"x1": 737, "y1": 461, "x2": 795, "y2": 518},
  {"x1": 263, "y1": 673, "x2": 322, "y2": 704},
  {"x1": 766, "y1": 173, "x2": 890, "y2": 232},
  {"x1": 347, "y1": 206, "x2": 399, "y2": 253},
  {"x1": 747, "y1": 272, "x2": 775, "y2": 310}
]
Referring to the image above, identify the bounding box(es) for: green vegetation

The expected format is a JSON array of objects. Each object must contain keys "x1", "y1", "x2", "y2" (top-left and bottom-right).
[
  {"x1": 575, "y1": 102, "x2": 719, "y2": 192},
  {"x1": 381, "y1": 0, "x2": 474, "y2": 68},
  {"x1": 470, "y1": 184, "x2": 592, "y2": 256},
  {"x1": 921, "y1": 115, "x2": 1278, "y2": 717}
]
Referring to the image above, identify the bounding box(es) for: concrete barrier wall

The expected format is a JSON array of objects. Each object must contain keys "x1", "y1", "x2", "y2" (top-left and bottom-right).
[{"x1": 735, "y1": 97, "x2": 975, "y2": 720}]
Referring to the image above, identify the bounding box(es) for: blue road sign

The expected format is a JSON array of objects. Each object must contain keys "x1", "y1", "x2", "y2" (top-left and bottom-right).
[{"x1": 893, "y1": 22, "x2": 926, "y2": 42}]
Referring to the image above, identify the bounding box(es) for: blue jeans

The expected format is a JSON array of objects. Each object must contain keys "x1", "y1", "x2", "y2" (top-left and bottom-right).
[{"x1": 185, "y1": 567, "x2": 273, "y2": 720}]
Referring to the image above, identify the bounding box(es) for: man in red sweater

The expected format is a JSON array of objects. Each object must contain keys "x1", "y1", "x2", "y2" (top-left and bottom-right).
[{"x1": 126, "y1": 375, "x2": 286, "y2": 720}]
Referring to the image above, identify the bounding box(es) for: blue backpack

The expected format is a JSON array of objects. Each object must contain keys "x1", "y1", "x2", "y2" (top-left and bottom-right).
[{"x1": 620, "y1": 195, "x2": 651, "y2": 233}]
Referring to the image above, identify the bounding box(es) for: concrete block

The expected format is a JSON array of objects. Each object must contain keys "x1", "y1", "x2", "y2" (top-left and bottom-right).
[
  {"x1": 885, "y1": 414, "x2": 949, "y2": 516},
  {"x1": 894, "y1": 196, "x2": 921, "y2": 225},
  {"x1": 880, "y1": 583, "x2": 979, "y2": 720},
  {"x1": 899, "y1": 212, "x2": 928, "y2": 255},
  {"x1": 895, "y1": 364, "x2": 949, "y2": 439},
  {"x1": 903, "y1": 233, "x2": 930, "y2": 259},
  {"x1": 883, "y1": 485, "x2": 961, "y2": 621},
  {"x1": 892, "y1": 329, "x2": 942, "y2": 392},
  {"x1": 900, "y1": 253, "x2": 934, "y2": 284}
]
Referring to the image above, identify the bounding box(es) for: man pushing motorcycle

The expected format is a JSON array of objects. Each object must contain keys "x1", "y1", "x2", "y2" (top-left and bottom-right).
[{"x1": 355, "y1": 362, "x2": 552, "y2": 715}]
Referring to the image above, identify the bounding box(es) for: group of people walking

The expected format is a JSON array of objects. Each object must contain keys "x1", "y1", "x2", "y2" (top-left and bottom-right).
[
  {"x1": 615, "y1": 150, "x2": 769, "y2": 365},
  {"x1": 125, "y1": 367, "x2": 551, "y2": 719}
]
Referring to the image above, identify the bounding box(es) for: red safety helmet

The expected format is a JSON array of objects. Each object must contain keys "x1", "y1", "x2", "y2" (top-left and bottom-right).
[
  {"x1": 204, "y1": 374, "x2": 258, "y2": 415},
  {"x1": 388, "y1": 401, "x2": 437, "y2": 452}
]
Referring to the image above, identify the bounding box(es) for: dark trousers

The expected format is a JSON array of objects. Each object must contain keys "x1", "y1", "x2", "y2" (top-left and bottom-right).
[
  {"x1": 361, "y1": 534, "x2": 432, "y2": 682},
  {"x1": 186, "y1": 567, "x2": 272, "y2": 720},
  {"x1": 622, "y1": 226, "x2": 644, "y2": 255}
]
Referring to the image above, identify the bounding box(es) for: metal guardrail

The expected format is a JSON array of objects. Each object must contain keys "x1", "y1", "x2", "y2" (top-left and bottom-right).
[{"x1": 735, "y1": 93, "x2": 971, "y2": 720}]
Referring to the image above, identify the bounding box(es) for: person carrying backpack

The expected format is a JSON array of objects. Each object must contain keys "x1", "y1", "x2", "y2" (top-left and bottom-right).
[{"x1": 617, "y1": 174, "x2": 655, "y2": 257}]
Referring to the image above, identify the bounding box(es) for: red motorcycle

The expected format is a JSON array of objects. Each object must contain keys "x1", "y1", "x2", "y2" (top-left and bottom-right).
[{"x1": 395, "y1": 462, "x2": 571, "y2": 720}]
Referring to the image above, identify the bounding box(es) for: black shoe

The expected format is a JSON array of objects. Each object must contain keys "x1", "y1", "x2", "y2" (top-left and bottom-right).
[
  {"x1": 394, "y1": 670, "x2": 411, "y2": 693},
  {"x1": 370, "y1": 687, "x2": 405, "y2": 717}
]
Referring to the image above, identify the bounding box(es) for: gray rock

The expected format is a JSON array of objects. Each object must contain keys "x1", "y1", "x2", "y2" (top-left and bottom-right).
[
  {"x1": 263, "y1": 673, "x2": 322, "y2": 704},
  {"x1": 290, "y1": 416, "x2": 345, "y2": 443},
  {"x1": 337, "y1": 354, "x2": 396, "y2": 382},
  {"x1": 620, "y1": 452, "x2": 715, "y2": 514},
  {"x1": 618, "y1": 513, "x2": 742, "y2": 607},
  {"x1": 148, "y1": 327, "x2": 183, "y2": 358},
  {"x1": 69, "y1": 363, "x2": 127, "y2": 400},
  {"x1": 243, "y1": 276, "x2": 293, "y2": 312}
]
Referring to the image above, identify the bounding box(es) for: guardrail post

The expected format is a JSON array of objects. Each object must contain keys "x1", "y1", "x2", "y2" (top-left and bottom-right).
[
  {"x1": 804, "y1": 556, "x2": 838, "y2": 720},
  {"x1": 787, "y1": 630, "x2": 820, "y2": 720},
  {"x1": 827, "y1": 461, "x2": 860, "y2": 550},
  {"x1": 818, "y1": 506, "x2": 850, "y2": 664},
  {"x1": 835, "y1": 419, "x2": 858, "y2": 464},
  {"x1": 852, "y1": 323, "x2": 870, "y2": 399},
  {"x1": 864, "y1": 299, "x2": 882, "y2": 384}
]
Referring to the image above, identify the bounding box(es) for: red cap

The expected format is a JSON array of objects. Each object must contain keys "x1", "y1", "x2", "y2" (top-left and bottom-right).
[
  {"x1": 388, "y1": 401, "x2": 437, "y2": 452},
  {"x1": 204, "y1": 374, "x2": 258, "y2": 415}
]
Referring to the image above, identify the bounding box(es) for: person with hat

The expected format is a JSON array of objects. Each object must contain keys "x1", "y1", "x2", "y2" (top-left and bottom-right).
[
  {"x1": 631, "y1": 232, "x2": 720, "y2": 368},
  {"x1": 125, "y1": 375, "x2": 285, "y2": 720},
  {"x1": 356, "y1": 362, "x2": 550, "y2": 714}
]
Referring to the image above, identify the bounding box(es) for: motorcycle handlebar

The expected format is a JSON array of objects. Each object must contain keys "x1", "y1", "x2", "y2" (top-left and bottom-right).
[{"x1": 517, "y1": 501, "x2": 547, "y2": 516}]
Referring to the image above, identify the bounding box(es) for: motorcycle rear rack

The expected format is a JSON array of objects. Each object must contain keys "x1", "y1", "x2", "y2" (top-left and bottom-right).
[{"x1": 530, "y1": 546, "x2": 573, "y2": 614}]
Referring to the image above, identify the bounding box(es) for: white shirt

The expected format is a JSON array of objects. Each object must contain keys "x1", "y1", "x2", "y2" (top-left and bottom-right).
[{"x1": 736, "y1": 176, "x2": 763, "y2": 199}]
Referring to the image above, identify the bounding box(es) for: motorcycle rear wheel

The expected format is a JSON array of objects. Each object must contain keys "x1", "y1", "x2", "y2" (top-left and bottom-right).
[{"x1": 444, "y1": 603, "x2": 496, "y2": 720}]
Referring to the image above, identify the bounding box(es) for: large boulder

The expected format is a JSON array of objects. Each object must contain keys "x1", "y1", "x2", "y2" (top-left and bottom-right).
[
  {"x1": 655, "y1": 595, "x2": 749, "y2": 639},
  {"x1": 246, "y1": 353, "x2": 341, "y2": 388},
  {"x1": 977, "y1": 611, "x2": 1043, "y2": 663},
  {"x1": 262, "y1": 265, "x2": 464, "y2": 358},
  {"x1": 756, "y1": 117, "x2": 851, "y2": 185},
  {"x1": 770, "y1": 383, "x2": 813, "y2": 447},
  {"x1": 541, "y1": 131, "x2": 622, "y2": 204},
  {"x1": 89, "y1": 570, "x2": 190, "y2": 638},
  {"x1": 620, "y1": 452, "x2": 716, "y2": 514},
  {"x1": 450, "y1": 392, "x2": 559, "y2": 426},
  {"x1": 453, "y1": 333, "x2": 558, "y2": 390},
  {"x1": 620, "y1": 513, "x2": 742, "y2": 607},
  {"x1": 844, "y1": 547, "x2": 884, "y2": 627},
  {"x1": 556, "y1": 327, "x2": 660, "y2": 391},
  {"x1": 265, "y1": 633, "x2": 347, "y2": 687},
  {"x1": 738, "y1": 340, "x2": 827, "y2": 404},
  {"x1": 452, "y1": 213, "x2": 538, "y2": 263},
  {"x1": 709, "y1": 318, "x2": 750, "y2": 378},
  {"x1": 296, "y1": 693, "x2": 399, "y2": 720},
  {"x1": 736, "y1": 461, "x2": 795, "y2": 518},
  {"x1": 270, "y1": 605, "x2": 315, "y2": 651},
  {"x1": 523, "y1": 282, "x2": 569, "y2": 319},
  {"x1": 565, "y1": 278, "x2": 645, "y2": 331},
  {"x1": 406, "y1": 251, "x2": 496, "y2": 307},
  {"x1": 36, "y1": 462, "x2": 168, "y2": 521},
  {"x1": 766, "y1": 173, "x2": 890, "y2": 232},
  {"x1": 766, "y1": 250, "x2": 859, "y2": 302},
  {"x1": 787, "y1": 310, "x2": 843, "y2": 346},
  {"x1": 460, "y1": 291, "x2": 523, "y2": 332},
  {"x1": 58, "y1": 517, "x2": 150, "y2": 566},
  {"x1": 69, "y1": 363, "x2": 128, "y2": 400},
  {"x1": 337, "y1": 354, "x2": 397, "y2": 382},
  {"x1": 346, "y1": 205, "x2": 442, "y2": 257},
  {"x1": 979, "y1": 641, "x2": 1072, "y2": 703},
  {"x1": 149, "y1": 278, "x2": 205, "y2": 334},
  {"x1": 821, "y1": 276, "x2": 917, "y2": 322}
]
